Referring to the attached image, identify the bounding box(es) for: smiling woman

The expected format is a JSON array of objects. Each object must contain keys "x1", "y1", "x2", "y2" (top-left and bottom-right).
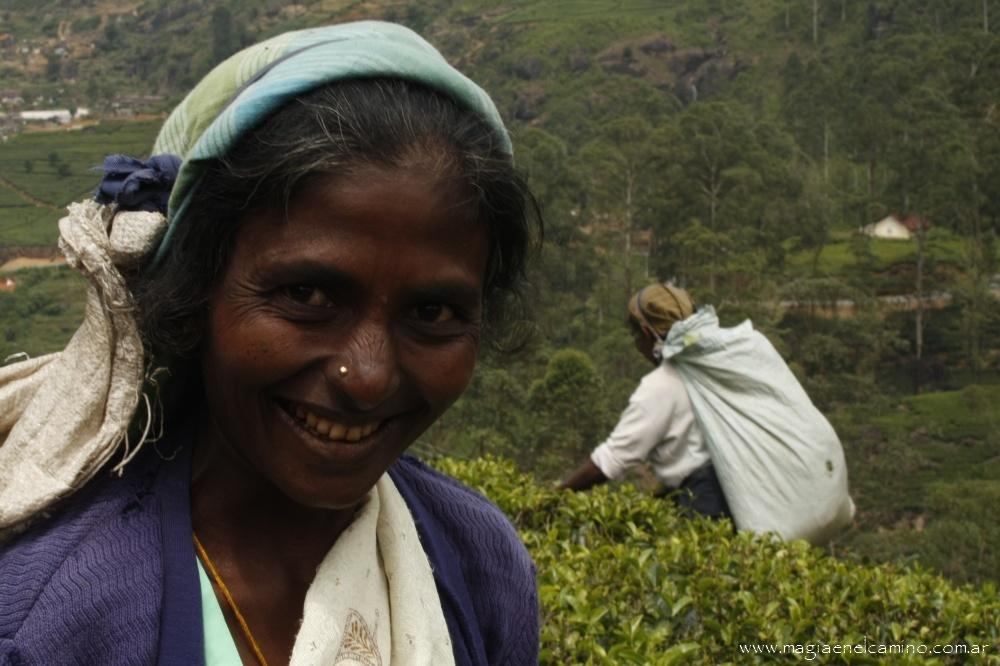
[
  {"x1": 198, "y1": 164, "x2": 490, "y2": 511},
  {"x1": 0, "y1": 22, "x2": 540, "y2": 666}
]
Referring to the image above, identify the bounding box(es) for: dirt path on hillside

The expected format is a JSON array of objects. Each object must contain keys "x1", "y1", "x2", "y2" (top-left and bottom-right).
[
  {"x1": 0, "y1": 256, "x2": 66, "y2": 273},
  {"x1": 0, "y1": 175, "x2": 59, "y2": 210},
  {"x1": 779, "y1": 288, "x2": 1000, "y2": 317}
]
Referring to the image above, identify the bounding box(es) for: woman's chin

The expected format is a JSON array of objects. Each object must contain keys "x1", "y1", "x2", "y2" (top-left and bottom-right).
[{"x1": 279, "y1": 484, "x2": 376, "y2": 512}]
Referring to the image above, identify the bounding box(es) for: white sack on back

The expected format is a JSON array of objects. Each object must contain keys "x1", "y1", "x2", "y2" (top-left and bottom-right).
[
  {"x1": 0, "y1": 201, "x2": 165, "y2": 538},
  {"x1": 662, "y1": 306, "x2": 855, "y2": 545}
]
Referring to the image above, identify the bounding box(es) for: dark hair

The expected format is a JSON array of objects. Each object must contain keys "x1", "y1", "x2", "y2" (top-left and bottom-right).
[{"x1": 132, "y1": 78, "x2": 541, "y2": 366}]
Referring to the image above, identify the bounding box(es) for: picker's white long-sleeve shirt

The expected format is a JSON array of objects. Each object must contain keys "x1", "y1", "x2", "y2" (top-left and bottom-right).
[{"x1": 590, "y1": 362, "x2": 710, "y2": 488}]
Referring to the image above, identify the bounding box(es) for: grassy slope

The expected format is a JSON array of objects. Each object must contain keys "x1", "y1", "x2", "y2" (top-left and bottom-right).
[
  {"x1": 833, "y1": 386, "x2": 1000, "y2": 585},
  {"x1": 0, "y1": 120, "x2": 161, "y2": 245},
  {"x1": 0, "y1": 266, "x2": 87, "y2": 360},
  {"x1": 784, "y1": 229, "x2": 991, "y2": 279}
]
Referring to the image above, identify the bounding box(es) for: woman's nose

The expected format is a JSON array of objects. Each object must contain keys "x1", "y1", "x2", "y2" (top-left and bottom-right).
[{"x1": 327, "y1": 321, "x2": 401, "y2": 411}]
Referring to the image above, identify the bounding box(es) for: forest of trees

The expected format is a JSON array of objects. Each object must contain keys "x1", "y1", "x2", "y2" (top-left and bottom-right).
[{"x1": 404, "y1": 0, "x2": 1000, "y2": 462}]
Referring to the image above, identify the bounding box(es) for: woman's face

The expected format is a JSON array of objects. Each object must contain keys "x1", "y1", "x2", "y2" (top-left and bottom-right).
[
  {"x1": 200, "y1": 161, "x2": 488, "y2": 508},
  {"x1": 630, "y1": 318, "x2": 659, "y2": 366}
]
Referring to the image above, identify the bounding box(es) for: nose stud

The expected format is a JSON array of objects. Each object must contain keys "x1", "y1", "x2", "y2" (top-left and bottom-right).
[{"x1": 338, "y1": 365, "x2": 349, "y2": 377}]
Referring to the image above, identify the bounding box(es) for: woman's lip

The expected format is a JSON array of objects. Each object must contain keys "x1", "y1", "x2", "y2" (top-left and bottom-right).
[
  {"x1": 273, "y1": 400, "x2": 388, "y2": 461},
  {"x1": 275, "y1": 397, "x2": 396, "y2": 427},
  {"x1": 286, "y1": 401, "x2": 382, "y2": 442}
]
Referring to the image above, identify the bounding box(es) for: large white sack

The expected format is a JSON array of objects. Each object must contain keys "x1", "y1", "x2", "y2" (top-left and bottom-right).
[
  {"x1": 662, "y1": 306, "x2": 855, "y2": 545},
  {"x1": 0, "y1": 202, "x2": 165, "y2": 538}
]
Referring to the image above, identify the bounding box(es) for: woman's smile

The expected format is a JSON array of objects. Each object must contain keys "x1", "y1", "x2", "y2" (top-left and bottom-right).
[
  {"x1": 272, "y1": 397, "x2": 407, "y2": 468},
  {"x1": 285, "y1": 401, "x2": 383, "y2": 443},
  {"x1": 197, "y1": 160, "x2": 489, "y2": 509}
]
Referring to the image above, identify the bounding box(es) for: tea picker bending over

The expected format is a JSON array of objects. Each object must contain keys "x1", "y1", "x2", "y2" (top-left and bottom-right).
[
  {"x1": 561, "y1": 283, "x2": 855, "y2": 545},
  {"x1": 559, "y1": 284, "x2": 732, "y2": 520}
]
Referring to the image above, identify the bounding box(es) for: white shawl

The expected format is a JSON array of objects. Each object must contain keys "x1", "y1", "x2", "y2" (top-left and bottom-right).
[{"x1": 289, "y1": 474, "x2": 455, "y2": 666}]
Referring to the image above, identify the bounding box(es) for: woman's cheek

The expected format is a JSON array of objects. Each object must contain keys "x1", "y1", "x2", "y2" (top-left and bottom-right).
[
  {"x1": 414, "y1": 341, "x2": 480, "y2": 406},
  {"x1": 205, "y1": 309, "x2": 302, "y2": 383}
]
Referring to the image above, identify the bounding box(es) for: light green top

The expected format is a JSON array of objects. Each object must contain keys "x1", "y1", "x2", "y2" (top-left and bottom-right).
[{"x1": 197, "y1": 558, "x2": 244, "y2": 665}]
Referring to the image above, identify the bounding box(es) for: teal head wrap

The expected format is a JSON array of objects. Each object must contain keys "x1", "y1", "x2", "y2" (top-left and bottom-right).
[{"x1": 150, "y1": 20, "x2": 511, "y2": 266}]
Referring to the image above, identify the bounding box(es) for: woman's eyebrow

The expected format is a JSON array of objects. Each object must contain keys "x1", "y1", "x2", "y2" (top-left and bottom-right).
[
  {"x1": 252, "y1": 259, "x2": 357, "y2": 287},
  {"x1": 252, "y1": 260, "x2": 482, "y2": 303},
  {"x1": 411, "y1": 282, "x2": 483, "y2": 307}
]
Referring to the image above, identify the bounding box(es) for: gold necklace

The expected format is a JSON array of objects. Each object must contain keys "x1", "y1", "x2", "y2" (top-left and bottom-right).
[{"x1": 193, "y1": 533, "x2": 270, "y2": 666}]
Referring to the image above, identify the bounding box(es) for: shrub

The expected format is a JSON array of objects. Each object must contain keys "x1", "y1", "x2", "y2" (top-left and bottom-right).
[
  {"x1": 527, "y1": 348, "x2": 612, "y2": 477},
  {"x1": 436, "y1": 456, "x2": 1000, "y2": 665}
]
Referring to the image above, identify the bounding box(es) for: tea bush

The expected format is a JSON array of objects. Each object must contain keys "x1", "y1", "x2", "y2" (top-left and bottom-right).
[{"x1": 435, "y1": 456, "x2": 1000, "y2": 665}]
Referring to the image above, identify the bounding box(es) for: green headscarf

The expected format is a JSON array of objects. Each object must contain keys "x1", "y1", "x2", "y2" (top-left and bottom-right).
[{"x1": 151, "y1": 20, "x2": 511, "y2": 265}]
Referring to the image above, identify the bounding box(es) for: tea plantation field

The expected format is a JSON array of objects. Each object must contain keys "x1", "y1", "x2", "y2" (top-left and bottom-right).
[
  {"x1": 0, "y1": 120, "x2": 160, "y2": 245},
  {"x1": 441, "y1": 456, "x2": 999, "y2": 664},
  {"x1": 0, "y1": 266, "x2": 87, "y2": 360}
]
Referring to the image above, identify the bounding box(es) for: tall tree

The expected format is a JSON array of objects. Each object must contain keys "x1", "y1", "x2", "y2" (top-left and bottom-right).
[
  {"x1": 527, "y1": 349, "x2": 610, "y2": 475},
  {"x1": 813, "y1": 0, "x2": 821, "y2": 44},
  {"x1": 782, "y1": 56, "x2": 841, "y2": 183},
  {"x1": 576, "y1": 117, "x2": 669, "y2": 299},
  {"x1": 656, "y1": 101, "x2": 798, "y2": 295},
  {"x1": 885, "y1": 81, "x2": 977, "y2": 379},
  {"x1": 513, "y1": 127, "x2": 580, "y2": 242}
]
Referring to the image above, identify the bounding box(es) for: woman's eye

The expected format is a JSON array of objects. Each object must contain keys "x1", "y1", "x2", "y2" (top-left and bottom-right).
[
  {"x1": 283, "y1": 285, "x2": 333, "y2": 308},
  {"x1": 413, "y1": 304, "x2": 455, "y2": 323}
]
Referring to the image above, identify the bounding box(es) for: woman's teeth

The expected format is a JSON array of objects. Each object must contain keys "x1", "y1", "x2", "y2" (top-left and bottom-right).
[{"x1": 293, "y1": 405, "x2": 380, "y2": 442}]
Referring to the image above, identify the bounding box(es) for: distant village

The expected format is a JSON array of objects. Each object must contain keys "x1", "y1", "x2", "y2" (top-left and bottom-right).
[
  {"x1": 0, "y1": 92, "x2": 164, "y2": 141},
  {"x1": 0, "y1": 15, "x2": 165, "y2": 141},
  {"x1": 0, "y1": 103, "x2": 91, "y2": 135}
]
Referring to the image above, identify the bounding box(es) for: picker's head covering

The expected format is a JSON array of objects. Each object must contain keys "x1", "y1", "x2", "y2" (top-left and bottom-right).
[
  {"x1": 151, "y1": 20, "x2": 511, "y2": 265},
  {"x1": 0, "y1": 21, "x2": 511, "y2": 537},
  {"x1": 628, "y1": 284, "x2": 696, "y2": 339}
]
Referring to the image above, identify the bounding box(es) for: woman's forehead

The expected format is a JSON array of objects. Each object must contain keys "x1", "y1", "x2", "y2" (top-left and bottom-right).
[
  {"x1": 288, "y1": 164, "x2": 480, "y2": 235},
  {"x1": 229, "y1": 165, "x2": 489, "y2": 291}
]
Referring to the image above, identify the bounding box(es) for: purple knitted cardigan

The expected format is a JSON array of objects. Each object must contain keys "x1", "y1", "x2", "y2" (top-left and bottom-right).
[{"x1": 0, "y1": 432, "x2": 538, "y2": 665}]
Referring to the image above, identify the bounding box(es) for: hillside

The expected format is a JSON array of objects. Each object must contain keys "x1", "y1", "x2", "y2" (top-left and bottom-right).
[
  {"x1": 1, "y1": 0, "x2": 998, "y2": 603},
  {"x1": 1, "y1": 1, "x2": 793, "y2": 110},
  {"x1": 0, "y1": 120, "x2": 159, "y2": 244}
]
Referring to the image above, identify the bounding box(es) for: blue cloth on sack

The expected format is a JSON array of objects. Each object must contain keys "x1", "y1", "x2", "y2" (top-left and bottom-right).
[{"x1": 94, "y1": 153, "x2": 182, "y2": 214}]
